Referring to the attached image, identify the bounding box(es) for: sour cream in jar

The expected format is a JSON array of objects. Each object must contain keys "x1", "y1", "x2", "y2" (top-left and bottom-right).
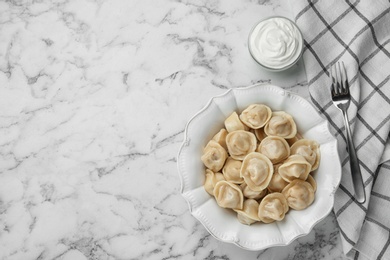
[{"x1": 248, "y1": 17, "x2": 303, "y2": 71}]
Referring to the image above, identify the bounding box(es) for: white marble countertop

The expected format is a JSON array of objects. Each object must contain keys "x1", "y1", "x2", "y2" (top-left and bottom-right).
[{"x1": 0, "y1": 0, "x2": 350, "y2": 259}]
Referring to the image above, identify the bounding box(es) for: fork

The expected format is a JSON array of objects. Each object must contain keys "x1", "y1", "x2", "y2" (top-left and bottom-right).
[{"x1": 330, "y1": 62, "x2": 366, "y2": 204}]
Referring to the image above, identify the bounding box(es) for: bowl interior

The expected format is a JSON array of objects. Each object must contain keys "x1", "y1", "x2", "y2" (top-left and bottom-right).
[{"x1": 177, "y1": 83, "x2": 341, "y2": 250}]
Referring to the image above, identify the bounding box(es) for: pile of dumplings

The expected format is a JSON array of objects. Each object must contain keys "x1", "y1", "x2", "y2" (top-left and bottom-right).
[{"x1": 202, "y1": 104, "x2": 320, "y2": 225}]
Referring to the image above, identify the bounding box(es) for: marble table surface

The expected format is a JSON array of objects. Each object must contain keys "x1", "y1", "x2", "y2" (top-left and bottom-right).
[{"x1": 0, "y1": 0, "x2": 350, "y2": 259}]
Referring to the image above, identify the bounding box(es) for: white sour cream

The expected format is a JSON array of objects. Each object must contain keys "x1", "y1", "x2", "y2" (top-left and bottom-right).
[{"x1": 249, "y1": 17, "x2": 303, "y2": 70}]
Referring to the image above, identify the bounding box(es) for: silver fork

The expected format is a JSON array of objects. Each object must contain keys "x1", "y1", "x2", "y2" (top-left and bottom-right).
[{"x1": 330, "y1": 62, "x2": 366, "y2": 204}]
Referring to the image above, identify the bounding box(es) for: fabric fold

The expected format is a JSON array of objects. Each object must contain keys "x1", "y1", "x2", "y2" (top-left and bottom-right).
[{"x1": 289, "y1": 0, "x2": 390, "y2": 258}]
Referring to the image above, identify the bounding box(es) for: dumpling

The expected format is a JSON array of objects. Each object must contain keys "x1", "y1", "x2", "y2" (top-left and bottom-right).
[
  {"x1": 222, "y1": 157, "x2": 244, "y2": 184},
  {"x1": 226, "y1": 130, "x2": 257, "y2": 160},
  {"x1": 234, "y1": 199, "x2": 261, "y2": 225},
  {"x1": 204, "y1": 169, "x2": 225, "y2": 196},
  {"x1": 225, "y1": 112, "x2": 248, "y2": 132},
  {"x1": 254, "y1": 128, "x2": 267, "y2": 142},
  {"x1": 264, "y1": 111, "x2": 297, "y2": 139},
  {"x1": 257, "y1": 136, "x2": 290, "y2": 164},
  {"x1": 268, "y1": 164, "x2": 288, "y2": 193},
  {"x1": 212, "y1": 128, "x2": 228, "y2": 150},
  {"x1": 239, "y1": 104, "x2": 272, "y2": 129},
  {"x1": 214, "y1": 181, "x2": 244, "y2": 210},
  {"x1": 240, "y1": 152, "x2": 273, "y2": 191},
  {"x1": 240, "y1": 182, "x2": 267, "y2": 200},
  {"x1": 287, "y1": 132, "x2": 303, "y2": 146},
  {"x1": 290, "y1": 139, "x2": 320, "y2": 171},
  {"x1": 282, "y1": 179, "x2": 315, "y2": 210},
  {"x1": 201, "y1": 140, "x2": 228, "y2": 172},
  {"x1": 278, "y1": 155, "x2": 312, "y2": 182},
  {"x1": 306, "y1": 174, "x2": 317, "y2": 192},
  {"x1": 258, "y1": 193, "x2": 289, "y2": 223}
]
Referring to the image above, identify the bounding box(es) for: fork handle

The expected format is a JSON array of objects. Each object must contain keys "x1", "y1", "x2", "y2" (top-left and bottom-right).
[{"x1": 342, "y1": 110, "x2": 366, "y2": 204}]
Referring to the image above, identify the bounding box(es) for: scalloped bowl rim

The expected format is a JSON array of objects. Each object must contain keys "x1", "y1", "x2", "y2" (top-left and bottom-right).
[{"x1": 177, "y1": 83, "x2": 341, "y2": 251}]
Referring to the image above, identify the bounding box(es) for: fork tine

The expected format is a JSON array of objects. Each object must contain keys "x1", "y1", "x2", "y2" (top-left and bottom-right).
[
  {"x1": 341, "y1": 61, "x2": 349, "y2": 94},
  {"x1": 329, "y1": 65, "x2": 336, "y2": 95},
  {"x1": 334, "y1": 63, "x2": 340, "y2": 95},
  {"x1": 337, "y1": 62, "x2": 344, "y2": 94}
]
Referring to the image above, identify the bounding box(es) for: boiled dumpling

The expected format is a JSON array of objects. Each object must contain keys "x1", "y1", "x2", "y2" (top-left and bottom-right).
[
  {"x1": 264, "y1": 111, "x2": 297, "y2": 139},
  {"x1": 240, "y1": 182, "x2": 267, "y2": 200},
  {"x1": 268, "y1": 164, "x2": 288, "y2": 193},
  {"x1": 239, "y1": 104, "x2": 272, "y2": 129},
  {"x1": 226, "y1": 130, "x2": 257, "y2": 160},
  {"x1": 222, "y1": 157, "x2": 244, "y2": 184},
  {"x1": 214, "y1": 180, "x2": 244, "y2": 210},
  {"x1": 204, "y1": 169, "x2": 225, "y2": 196},
  {"x1": 234, "y1": 199, "x2": 261, "y2": 225},
  {"x1": 291, "y1": 139, "x2": 320, "y2": 171},
  {"x1": 225, "y1": 112, "x2": 248, "y2": 132},
  {"x1": 201, "y1": 140, "x2": 228, "y2": 172},
  {"x1": 257, "y1": 136, "x2": 290, "y2": 164},
  {"x1": 212, "y1": 128, "x2": 228, "y2": 150},
  {"x1": 282, "y1": 179, "x2": 315, "y2": 210},
  {"x1": 258, "y1": 193, "x2": 289, "y2": 223},
  {"x1": 306, "y1": 174, "x2": 317, "y2": 192},
  {"x1": 240, "y1": 152, "x2": 273, "y2": 191},
  {"x1": 287, "y1": 132, "x2": 303, "y2": 146},
  {"x1": 278, "y1": 155, "x2": 312, "y2": 182},
  {"x1": 254, "y1": 128, "x2": 267, "y2": 142}
]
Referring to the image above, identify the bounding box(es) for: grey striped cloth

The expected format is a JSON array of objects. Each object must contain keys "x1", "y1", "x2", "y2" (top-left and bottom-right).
[{"x1": 290, "y1": 0, "x2": 390, "y2": 259}]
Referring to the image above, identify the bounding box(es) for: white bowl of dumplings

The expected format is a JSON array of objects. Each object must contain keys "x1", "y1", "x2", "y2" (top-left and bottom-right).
[{"x1": 177, "y1": 83, "x2": 341, "y2": 250}]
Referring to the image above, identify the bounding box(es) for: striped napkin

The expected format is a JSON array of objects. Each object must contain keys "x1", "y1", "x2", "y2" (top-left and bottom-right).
[{"x1": 290, "y1": 1, "x2": 390, "y2": 259}]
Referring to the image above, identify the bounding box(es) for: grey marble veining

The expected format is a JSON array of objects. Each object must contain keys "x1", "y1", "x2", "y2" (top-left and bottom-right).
[{"x1": 0, "y1": 0, "x2": 349, "y2": 259}]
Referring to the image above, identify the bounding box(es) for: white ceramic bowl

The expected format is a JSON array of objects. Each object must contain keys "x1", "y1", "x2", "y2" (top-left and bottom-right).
[
  {"x1": 177, "y1": 83, "x2": 341, "y2": 250},
  {"x1": 248, "y1": 17, "x2": 304, "y2": 71}
]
